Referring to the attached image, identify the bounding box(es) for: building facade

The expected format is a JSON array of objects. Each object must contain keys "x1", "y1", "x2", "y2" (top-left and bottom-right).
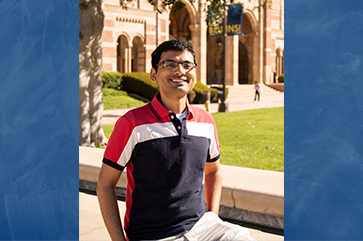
[{"x1": 101, "y1": 0, "x2": 284, "y2": 85}]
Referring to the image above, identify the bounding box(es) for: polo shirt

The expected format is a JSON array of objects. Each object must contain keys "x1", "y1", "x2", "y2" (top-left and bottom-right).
[{"x1": 103, "y1": 93, "x2": 220, "y2": 240}]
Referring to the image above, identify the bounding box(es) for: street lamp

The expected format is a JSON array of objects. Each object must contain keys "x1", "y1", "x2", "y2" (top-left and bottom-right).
[{"x1": 219, "y1": 0, "x2": 229, "y2": 113}]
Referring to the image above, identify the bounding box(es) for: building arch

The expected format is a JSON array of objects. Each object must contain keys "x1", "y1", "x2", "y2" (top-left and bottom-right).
[
  {"x1": 131, "y1": 35, "x2": 145, "y2": 72},
  {"x1": 237, "y1": 14, "x2": 254, "y2": 84},
  {"x1": 276, "y1": 47, "x2": 283, "y2": 78},
  {"x1": 115, "y1": 31, "x2": 132, "y2": 46},
  {"x1": 131, "y1": 33, "x2": 144, "y2": 43},
  {"x1": 239, "y1": 41, "x2": 249, "y2": 84},
  {"x1": 116, "y1": 34, "x2": 131, "y2": 73},
  {"x1": 169, "y1": 15, "x2": 179, "y2": 39},
  {"x1": 242, "y1": 9, "x2": 258, "y2": 33},
  {"x1": 169, "y1": 4, "x2": 193, "y2": 42},
  {"x1": 178, "y1": 0, "x2": 197, "y2": 25},
  {"x1": 282, "y1": 49, "x2": 284, "y2": 74}
]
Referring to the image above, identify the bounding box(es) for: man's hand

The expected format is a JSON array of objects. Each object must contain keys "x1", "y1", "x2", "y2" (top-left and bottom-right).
[
  {"x1": 204, "y1": 160, "x2": 223, "y2": 215},
  {"x1": 97, "y1": 163, "x2": 126, "y2": 241}
]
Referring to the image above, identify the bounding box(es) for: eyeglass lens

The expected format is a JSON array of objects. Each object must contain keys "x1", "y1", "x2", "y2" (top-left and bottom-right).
[{"x1": 164, "y1": 61, "x2": 195, "y2": 70}]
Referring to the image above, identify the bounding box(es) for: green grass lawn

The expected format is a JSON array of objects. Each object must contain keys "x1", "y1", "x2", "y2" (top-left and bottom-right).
[
  {"x1": 102, "y1": 107, "x2": 284, "y2": 172},
  {"x1": 212, "y1": 108, "x2": 284, "y2": 172},
  {"x1": 103, "y1": 88, "x2": 146, "y2": 110}
]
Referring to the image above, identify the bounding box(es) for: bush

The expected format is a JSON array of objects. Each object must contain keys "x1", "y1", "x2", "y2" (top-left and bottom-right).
[
  {"x1": 191, "y1": 81, "x2": 216, "y2": 103},
  {"x1": 211, "y1": 85, "x2": 229, "y2": 102},
  {"x1": 187, "y1": 90, "x2": 196, "y2": 104},
  {"x1": 278, "y1": 74, "x2": 284, "y2": 83},
  {"x1": 102, "y1": 71, "x2": 123, "y2": 89},
  {"x1": 121, "y1": 72, "x2": 159, "y2": 100}
]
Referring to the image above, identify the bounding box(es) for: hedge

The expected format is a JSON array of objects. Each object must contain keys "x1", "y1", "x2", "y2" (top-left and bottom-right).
[
  {"x1": 192, "y1": 81, "x2": 215, "y2": 103},
  {"x1": 211, "y1": 85, "x2": 229, "y2": 102},
  {"x1": 121, "y1": 72, "x2": 159, "y2": 100},
  {"x1": 102, "y1": 71, "x2": 122, "y2": 89},
  {"x1": 278, "y1": 74, "x2": 284, "y2": 83}
]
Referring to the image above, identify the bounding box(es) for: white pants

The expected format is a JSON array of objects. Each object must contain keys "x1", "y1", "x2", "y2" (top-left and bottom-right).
[{"x1": 145, "y1": 212, "x2": 256, "y2": 241}]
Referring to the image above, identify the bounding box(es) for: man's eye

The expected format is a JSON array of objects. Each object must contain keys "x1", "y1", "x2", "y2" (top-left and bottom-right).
[
  {"x1": 165, "y1": 62, "x2": 178, "y2": 68},
  {"x1": 183, "y1": 63, "x2": 193, "y2": 69}
]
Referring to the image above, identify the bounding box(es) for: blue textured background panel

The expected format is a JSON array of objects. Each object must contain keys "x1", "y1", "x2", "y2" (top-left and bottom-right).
[
  {"x1": 285, "y1": 0, "x2": 363, "y2": 239},
  {"x1": 1, "y1": 0, "x2": 363, "y2": 240},
  {"x1": 0, "y1": 0, "x2": 79, "y2": 240}
]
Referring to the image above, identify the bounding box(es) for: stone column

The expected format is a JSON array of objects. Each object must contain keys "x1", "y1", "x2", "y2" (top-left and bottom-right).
[
  {"x1": 251, "y1": 32, "x2": 260, "y2": 85},
  {"x1": 263, "y1": 3, "x2": 272, "y2": 84},
  {"x1": 198, "y1": 8, "x2": 208, "y2": 85},
  {"x1": 225, "y1": 36, "x2": 232, "y2": 85},
  {"x1": 189, "y1": 24, "x2": 203, "y2": 83},
  {"x1": 127, "y1": 46, "x2": 132, "y2": 72},
  {"x1": 259, "y1": 0, "x2": 264, "y2": 84},
  {"x1": 225, "y1": 36, "x2": 239, "y2": 86}
]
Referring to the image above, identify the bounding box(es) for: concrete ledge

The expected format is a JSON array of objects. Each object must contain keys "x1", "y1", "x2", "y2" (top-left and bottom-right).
[
  {"x1": 79, "y1": 146, "x2": 284, "y2": 229},
  {"x1": 266, "y1": 83, "x2": 284, "y2": 92}
]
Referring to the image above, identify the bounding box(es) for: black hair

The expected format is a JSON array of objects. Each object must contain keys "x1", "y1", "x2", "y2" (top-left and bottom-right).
[{"x1": 151, "y1": 39, "x2": 196, "y2": 72}]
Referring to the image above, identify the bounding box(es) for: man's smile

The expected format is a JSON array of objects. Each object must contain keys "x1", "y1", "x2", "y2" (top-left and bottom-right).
[{"x1": 169, "y1": 76, "x2": 189, "y2": 84}]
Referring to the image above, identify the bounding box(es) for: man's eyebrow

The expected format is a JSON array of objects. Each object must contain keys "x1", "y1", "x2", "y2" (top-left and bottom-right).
[{"x1": 164, "y1": 59, "x2": 194, "y2": 63}]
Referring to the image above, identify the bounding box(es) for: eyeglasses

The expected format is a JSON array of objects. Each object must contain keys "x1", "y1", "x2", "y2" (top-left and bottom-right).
[{"x1": 156, "y1": 60, "x2": 197, "y2": 71}]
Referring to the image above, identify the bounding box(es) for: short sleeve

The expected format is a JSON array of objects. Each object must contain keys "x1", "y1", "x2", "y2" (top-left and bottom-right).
[{"x1": 103, "y1": 115, "x2": 136, "y2": 170}]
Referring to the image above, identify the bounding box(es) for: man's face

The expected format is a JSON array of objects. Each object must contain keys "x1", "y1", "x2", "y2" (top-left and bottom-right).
[{"x1": 150, "y1": 50, "x2": 196, "y2": 100}]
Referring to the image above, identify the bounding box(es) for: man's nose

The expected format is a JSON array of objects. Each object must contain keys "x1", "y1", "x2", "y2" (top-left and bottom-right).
[{"x1": 174, "y1": 63, "x2": 186, "y2": 75}]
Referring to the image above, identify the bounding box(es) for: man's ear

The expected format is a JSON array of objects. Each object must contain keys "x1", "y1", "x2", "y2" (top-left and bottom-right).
[{"x1": 150, "y1": 68, "x2": 157, "y2": 82}]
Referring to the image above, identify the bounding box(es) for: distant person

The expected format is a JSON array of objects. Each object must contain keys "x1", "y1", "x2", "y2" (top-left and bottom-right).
[
  {"x1": 97, "y1": 39, "x2": 255, "y2": 241},
  {"x1": 254, "y1": 80, "x2": 262, "y2": 103}
]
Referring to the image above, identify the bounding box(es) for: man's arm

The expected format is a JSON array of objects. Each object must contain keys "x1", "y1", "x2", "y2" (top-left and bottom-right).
[
  {"x1": 97, "y1": 163, "x2": 126, "y2": 241},
  {"x1": 204, "y1": 160, "x2": 223, "y2": 215}
]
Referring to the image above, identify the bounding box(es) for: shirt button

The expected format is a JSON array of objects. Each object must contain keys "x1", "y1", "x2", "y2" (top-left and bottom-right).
[
  {"x1": 178, "y1": 126, "x2": 181, "y2": 130},
  {"x1": 170, "y1": 115, "x2": 174, "y2": 119}
]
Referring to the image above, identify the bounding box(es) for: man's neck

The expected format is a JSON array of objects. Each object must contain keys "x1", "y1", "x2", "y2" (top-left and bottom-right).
[{"x1": 159, "y1": 93, "x2": 187, "y2": 114}]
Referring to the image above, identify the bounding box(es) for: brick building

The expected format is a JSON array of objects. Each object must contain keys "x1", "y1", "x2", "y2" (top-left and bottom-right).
[{"x1": 101, "y1": 0, "x2": 284, "y2": 85}]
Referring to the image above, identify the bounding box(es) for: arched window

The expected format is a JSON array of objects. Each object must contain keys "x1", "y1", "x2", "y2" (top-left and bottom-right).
[
  {"x1": 132, "y1": 36, "x2": 144, "y2": 72},
  {"x1": 282, "y1": 49, "x2": 284, "y2": 74},
  {"x1": 276, "y1": 48, "x2": 282, "y2": 77},
  {"x1": 117, "y1": 35, "x2": 129, "y2": 73}
]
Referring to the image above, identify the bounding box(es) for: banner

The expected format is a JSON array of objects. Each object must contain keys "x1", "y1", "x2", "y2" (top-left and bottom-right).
[{"x1": 208, "y1": 4, "x2": 243, "y2": 37}]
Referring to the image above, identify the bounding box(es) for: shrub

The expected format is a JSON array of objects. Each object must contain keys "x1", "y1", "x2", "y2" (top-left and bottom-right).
[
  {"x1": 211, "y1": 85, "x2": 229, "y2": 102},
  {"x1": 121, "y1": 72, "x2": 159, "y2": 100},
  {"x1": 102, "y1": 71, "x2": 123, "y2": 89},
  {"x1": 192, "y1": 83, "x2": 229, "y2": 103},
  {"x1": 187, "y1": 90, "x2": 196, "y2": 104},
  {"x1": 278, "y1": 74, "x2": 284, "y2": 83}
]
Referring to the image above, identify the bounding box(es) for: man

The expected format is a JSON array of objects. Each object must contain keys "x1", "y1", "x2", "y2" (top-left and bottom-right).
[{"x1": 97, "y1": 40, "x2": 255, "y2": 241}]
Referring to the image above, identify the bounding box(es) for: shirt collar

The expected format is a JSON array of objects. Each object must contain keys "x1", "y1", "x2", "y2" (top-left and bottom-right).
[{"x1": 149, "y1": 92, "x2": 194, "y2": 120}]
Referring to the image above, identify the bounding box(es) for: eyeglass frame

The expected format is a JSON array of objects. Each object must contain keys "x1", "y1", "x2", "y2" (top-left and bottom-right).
[{"x1": 155, "y1": 60, "x2": 197, "y2": 71}]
